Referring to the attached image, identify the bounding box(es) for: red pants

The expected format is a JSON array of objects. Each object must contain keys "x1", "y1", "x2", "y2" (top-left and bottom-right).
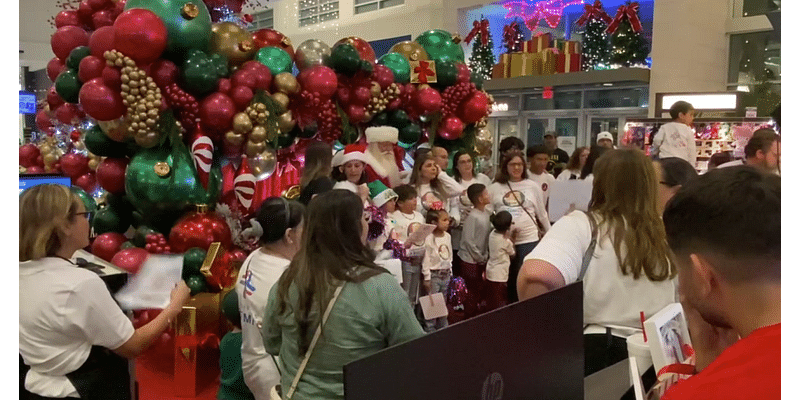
[
  {"x1": 460, "y1": 260, "x2": 487, "y2": 318},
  {"x1": 486, "y1": 281, "x2": 508, "y2": 311}
]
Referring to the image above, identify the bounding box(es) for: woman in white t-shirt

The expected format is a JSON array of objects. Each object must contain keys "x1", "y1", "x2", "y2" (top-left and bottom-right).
[
  {"x1": 488, "y1": 152, "x2": 550, "y2": 303},
  {"x1": 235, "y1": 197, "x2": 305, "y2": 400},
  {"x1": 557, "y1": 147, "x2": 589, "y2": 181},
  {"x1": 518, "y1": 148, "x2": 677, "y2": 376},
  {"x1": 450, "y1": 150, "x2": 493, "y2": 272}
]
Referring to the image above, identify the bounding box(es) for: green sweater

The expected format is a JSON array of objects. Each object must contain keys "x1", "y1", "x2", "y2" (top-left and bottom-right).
[
  {"x1": 262, "y1": 272, "x2": 425, "y2": 400},
  {"x1": 217, "y1": 331, "x2": 256, "y2": 400}
]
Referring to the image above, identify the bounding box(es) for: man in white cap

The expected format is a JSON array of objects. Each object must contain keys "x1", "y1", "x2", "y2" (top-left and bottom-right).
[
  {"x1": 363, "y1": 126, "x2": 407, "y2": 188},
  {"x1": 597, "y1": 131, "x2": 615, "y2": 149}
]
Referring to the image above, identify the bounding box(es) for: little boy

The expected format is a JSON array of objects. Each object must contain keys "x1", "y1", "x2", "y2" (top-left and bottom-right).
[
  {"x1": 458, "y1": 183, "x2": 493, "y2": 316},
  {"x1": 421, "y1": 208, "x2": 452, "y2": 332},
  {"x1": 387, "y1": 184, "x2": 426, "y2": 306},
  {"x1": 218, "y1": 291, "x2": 255, "y2": 400},
  {"x1": 652, "y1": 101, "x2": 697, "y2": 166},
  {"x1": 367, "y1": 180, "x2": 399, "y2": 260},
  {"x1": 526, "y1": 145, "x2": 556, "y2": 204}
]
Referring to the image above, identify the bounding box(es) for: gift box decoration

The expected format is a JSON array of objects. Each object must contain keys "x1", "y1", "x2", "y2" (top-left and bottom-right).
[
  {"x1": 524, "y1": 33, "x2": 552, "y2": 53},
  {"x1": 492, "y1": 63, "x2": 508, "y2": 79},
  {"x1": 509, "y1": 52, "x2": 542, "y2": 77},
  {"x1": 410, "y1": 60, "x2": 438, "y2": 84},
  {"x1": 556, "y1": 52, "x2": 582, "y2": 73},
  {"x1": 553, "y1": 39, "x2": 581, "y2": 54},
  {"x1": 500, "y1": 53, "x2": 512, "y2": 65},
  {"x1": 540, "y1": 49, "x2": 558, "y2": 75}
]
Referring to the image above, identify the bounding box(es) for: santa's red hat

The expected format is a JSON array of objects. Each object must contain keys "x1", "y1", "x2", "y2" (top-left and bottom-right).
[
  {"x1": 365, "y1": 126, "x2": 398, "y2": 144},
  {"x1": 341, "y1": 144, "x2": 367, "y2": 165}
]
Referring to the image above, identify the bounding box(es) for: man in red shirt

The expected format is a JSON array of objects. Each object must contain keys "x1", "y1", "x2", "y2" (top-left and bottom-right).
[{"x1": 661, "y1": 165, "x2": 780, "y2": 399}]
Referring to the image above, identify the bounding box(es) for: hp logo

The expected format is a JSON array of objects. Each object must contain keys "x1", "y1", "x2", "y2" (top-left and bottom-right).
[{"x1": 482, "y1": 372, "x2": 504, "y2": 400}]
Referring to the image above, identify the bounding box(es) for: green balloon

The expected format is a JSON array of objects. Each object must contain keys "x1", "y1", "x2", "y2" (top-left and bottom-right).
[
  {"x1": 84, "y1": 126, "x2": 129, "y2": 157},
  {"x1": 371, "y1": 112, "x2": 389, "y2": 127},
  {"x1": 470, "y1": 70, "x2": 484, "y2": 90},
  {"x1": 209, "y1": 53, "x2": 230, "y2": 77},
  {"x1": 66, "y1": 46, "x2": 91, "y2": 71},
  {"x1": 328, "y1": 44, "x2": 362, "y2": 76},
  {"x1": 70, "y1": 186, "x2": 97, "y2": 214},
  {"x1": 414, "y1": 30, "x2": 464, "y2": 63},
  {"x1": 256, "y1": 47, "x2": 293, "y2": 76},
  {"x1": 388, "y1": 109, "x2": 411, "y2": 129},
  {"x1": 124, "y1": 0, "x2": 212, "y2": 61},
  {"x1": 399, "y1": 123, "x2": 422, "y2": 146},
  {"x1": 433, "y1": 59, "x2": 458, "y2": 88},
  {"x1": 378, "y1": 53, "x2": 410, "y2": 84},
  {"x1": 276, "y1": 129, "x2": 297, "y2": 149},
  {"x1": 92, "y1": 203, "x2": 133, "y2": 234},
  {"x1": 183, "y1": 247, "x2": 207, "y2": 279},
  {"x1": 120, "y1": 241, "x2": 136, "y2": 250},
  {"x1": 55, "y1": 69, "x2": 82, "y2": 103},
  {"x1": 125, "y1": 140, "x2": 222, "y2": 228},
  {"x1": 186, "y1": 274, "x2": 208, "y2": 295},
  {"x1": 182, "y1": 50, "x2": 224, "y2": 96},
  {"x1": 132, "y1": 225, "x2": 157, "y2": 247}
]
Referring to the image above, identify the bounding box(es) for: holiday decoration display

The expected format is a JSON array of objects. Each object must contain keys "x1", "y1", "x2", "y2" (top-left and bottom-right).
[
  {"x1": 502, "y1": 21, "x2": 525, "y2": 54},
  {"x1": 607, "y1": 2, "x2": 648, "y2": 67},
  {"x1": 576, "y1": 0, "x2": 612, "y2": 70},
  {"x1": 467, "y1": 17, "x2": 496, "y2": 81},
  {"x1": 502, "y1": 0, "x2": 584, "y2": 33}
]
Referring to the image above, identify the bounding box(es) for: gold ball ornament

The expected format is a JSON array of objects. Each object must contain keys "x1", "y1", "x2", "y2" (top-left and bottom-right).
[
  {"x1": 210, "y1": 22, "x2": 256, "y2": 66},
  {"x1": 245, "y1": 140, "x2": 266, "y2": 157},
  {"x1": 274, "y1": 72, "x2": 299, "y2": 95},
  {"x1": 271, "y1": 92, "x2": 290, "y2": 113},
  {"x1": 232, "y1": 112, "x2": 253, "y2": 134},
  {"x1": 249, "y1": 125, "x2": 268, "y2": 143},
  {"x1": 225, "y1": 130, "x2": 246, "y2": 146},
  {"x1": 389, "y1": 41, "x2": 429, "y2": 63},
  {"x1": 43, "y1": 153, "x2": 58, "y2": 165},
  {"x1": 88, "y1": 158, "x2": 100, "y2": 170},
  {"x1": 277, "y1": 111, "x2": 296, "y2": 133}
]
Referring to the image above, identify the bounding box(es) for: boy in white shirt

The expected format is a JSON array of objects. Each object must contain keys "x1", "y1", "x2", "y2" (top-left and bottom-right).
[
  {"x1": 387, "y1": 184, "x2": 427, "y2": 306},
  {"x1": 526, "y1": 145, "x2": 556, "y2": 205},
  {"x1": 486, "y1": 211, "x2": 516, "y2": 311},
  {"x1": 652, "y1": 101, "x2": 697, "y2": 167}
]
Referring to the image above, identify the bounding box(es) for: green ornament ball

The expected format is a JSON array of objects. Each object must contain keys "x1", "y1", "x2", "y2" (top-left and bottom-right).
[
  {"x1": 182, "y1": 247, "x2": 207, "y2": 280},
  {"x1": 132, "y1": 225, "x2": 158, "y2": 247},
  {"x1": 328, "y1": 43, "x2": 362, "y2": 76},
  {"x1": 275, "y1": 127, "x2": 297, "y2": 149},
  {"x1": 70, "y1": 186, "x2": 97, "y2": 214},
  {"x1": 124, "y1": 0, "x2": 212, "y2": 61},
  {"x1": 433, "y1": 59, "x2": 458, "y2": 88},
  {"x1": 256, "y1": 46, "x2": 293, "y2": 76},
  {"x1": 414, "y1": 30, "x2": 464, "y2": 64},
  {"x1": 371, "y1": 112, "x2": 389, "y2": 127},
  {"x1": 186, "y1": 274, "x2": 208, "y2": 295},
  {"x1": 377, "y1": 52, "x2": 410, "y2": 84},
  {"x1": 120, "y1": 241, "x2": 136, "y2": 250},
  {"x1": 399, "y1": 123, "x2": 422, "y2": 145},
  {"x1": 55, "y1": 69, "x2": 82, "y2": 104},
  {"x1": 388, "y1": 109, "x2": 411, "y2": 129},
  {"x1": 84, "y1": 126, "x2": 130, "y2": 158},
  {"x1": 182, "y1": 50, "x2": 225, "y2": 96},
  {"x1": 92, "y1": 203, "x2": 133, "y2": 234},
  {"x1": 66, "y1": 46, "x2": 92, "y2": 71}
]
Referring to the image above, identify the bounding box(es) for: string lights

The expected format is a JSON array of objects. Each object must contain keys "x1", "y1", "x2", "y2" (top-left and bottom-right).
[{"x1": 502, "y1": 0, "x2": 585, "y2": 32}]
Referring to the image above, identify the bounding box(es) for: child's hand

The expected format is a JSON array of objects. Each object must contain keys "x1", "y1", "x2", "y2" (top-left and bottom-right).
[{"x1": 422, "y1": 280, "x2": 432, "y2": 295}]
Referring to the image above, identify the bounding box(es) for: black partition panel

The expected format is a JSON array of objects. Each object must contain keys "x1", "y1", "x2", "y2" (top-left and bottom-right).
[{"x1": 345, "y1": 283, "x2": 584, "y2": 400}]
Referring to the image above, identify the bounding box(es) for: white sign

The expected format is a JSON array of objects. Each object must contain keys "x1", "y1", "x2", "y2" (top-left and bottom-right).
[
  {"x1": 557, "y1": 136, "x2": 576, "y2": 156},
  {"x1": 745, "y1": 107, "x2": 757, "y2": 118},
  {"x1": 547, "y1": 180, "x2": 593, "y2": 222}
]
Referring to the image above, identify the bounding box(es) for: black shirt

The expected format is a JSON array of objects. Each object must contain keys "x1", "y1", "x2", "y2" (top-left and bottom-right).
[
  {"x1": 298, "y1": 177, "x2": 335, "y2": 205},
  {"x1": 547, "y1": 148, "x2": 570, "y2": 176}
]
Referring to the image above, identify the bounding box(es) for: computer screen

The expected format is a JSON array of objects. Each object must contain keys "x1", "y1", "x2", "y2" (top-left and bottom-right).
[
  {"x1": 19, "y1": 91, "x2": 37, "y2": 114},
  {"x1": 19, "y1": 174, "x2": 72, "y2": 194}
]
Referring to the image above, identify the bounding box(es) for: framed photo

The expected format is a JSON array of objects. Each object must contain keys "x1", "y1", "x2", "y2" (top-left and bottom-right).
[{"x1": 643, "y1": 303, "x2": 693, "y2": 373}]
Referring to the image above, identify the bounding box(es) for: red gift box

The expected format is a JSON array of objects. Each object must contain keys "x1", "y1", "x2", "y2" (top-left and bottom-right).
[
  {"x1": 492, "y1": 63, "x2": 509, "y2": 79},
  {"x1": 556, "y1": 52, "x2": 582, "y2": 73},
  {"x1": 553, "y1": 39, "x2": 580, "y2": 54},
  {"x1": 524, "y1": 33, "x2": 552, "y2": 53}
]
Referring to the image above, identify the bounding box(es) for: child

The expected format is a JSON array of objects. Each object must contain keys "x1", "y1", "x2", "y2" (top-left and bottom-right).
[
  {"x1": 652, "y1": 100, "x2": 697, "y2": 166},
  {"x1": 367, "y1": 180, "x2": 399, "y2": 259},
  {"x1": 387, "y1": 184, "x2": 426, "y2": 306},
  {"x1": 421, "y1": 208, "x2": 452, "y2": 332},
  {"x1": 218, "y1": 291, "x2": 256, "y2": 400},
  {"x1": 458, "y1": 183, "x2": 493, "y2": 316},
  {"x1": 485, "y1": 211, "x2": 516, "y2": 312}
]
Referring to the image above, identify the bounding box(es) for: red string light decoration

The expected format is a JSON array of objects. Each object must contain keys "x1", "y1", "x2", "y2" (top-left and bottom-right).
[{"x1": 502, "y1": 0, "x2": 585, "y2": 32}]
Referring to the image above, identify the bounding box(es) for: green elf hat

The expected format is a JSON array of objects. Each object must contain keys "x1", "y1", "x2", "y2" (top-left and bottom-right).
[{"x1": 368, "y1": 180, "x2": 398, "y2": 208}]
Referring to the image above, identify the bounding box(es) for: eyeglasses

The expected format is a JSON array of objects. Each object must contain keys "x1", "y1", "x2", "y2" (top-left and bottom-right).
[{"x1": 75, "y1": 211, "x2": 93, "y2": 220}]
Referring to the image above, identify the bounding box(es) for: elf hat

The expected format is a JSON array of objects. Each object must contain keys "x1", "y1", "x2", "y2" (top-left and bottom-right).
[
  {"x1": 341, "y1": 144, "x2": 367, "y2": 165},
  {"x1": 368, "y1": 180, "x2": 398, "y2": 208},
  {"x1": 365, "y1": 126, "x2": 399, "y2": 144}
]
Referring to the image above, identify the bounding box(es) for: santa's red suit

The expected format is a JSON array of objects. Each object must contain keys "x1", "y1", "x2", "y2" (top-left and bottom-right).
[{"x1": 362, "y1": 126, "x2": 406, "y2": 188}]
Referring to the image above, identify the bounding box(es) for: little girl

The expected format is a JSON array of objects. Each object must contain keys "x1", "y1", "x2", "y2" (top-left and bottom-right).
[
  {"x1": 421, "y1": 208, "x2": 452, "y2": 332},
  {"x1": 485, "y1": 211, "x2": 516, "y2": 311}
]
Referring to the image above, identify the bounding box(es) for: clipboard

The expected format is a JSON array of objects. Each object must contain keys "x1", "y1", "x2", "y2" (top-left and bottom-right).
[{"x1": 419, "y1": 293, "x2": 448, "y2": 320}]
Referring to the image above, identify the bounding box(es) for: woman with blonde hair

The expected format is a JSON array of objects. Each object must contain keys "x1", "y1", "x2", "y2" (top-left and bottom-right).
[
  {"x1": 408, "y1": 151, "x2": 462, "y2": 214},
  {"x1": 19, "y1": 184, "x2": 190, "y2": 400},
  {"x1": 518, "y1": 148, "x2": 676, "y2": 376}
]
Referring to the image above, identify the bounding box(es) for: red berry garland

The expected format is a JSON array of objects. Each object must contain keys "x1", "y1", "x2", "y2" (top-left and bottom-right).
[
  {"x1": 144, "y1": 232, "x2": 172, "y2": 254},
  {"x1": 441, "y1": 82, "x2": 478, "y2": 118},
  {"x1": 163, "y1": 83, "x2": 200, "y2": 133}
]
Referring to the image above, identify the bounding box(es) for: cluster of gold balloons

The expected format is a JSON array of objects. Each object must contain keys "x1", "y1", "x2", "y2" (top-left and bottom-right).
[
  {"x1": 365, "y1": 83, "x2": 401, "y2": 120},
  {"x1": 228, "y1": 102, "x2": 275, "y2": 158},
  {"x1": 105, "y1": 50, "x2": 163, "y2": 148},
  {"x1": 271, "y1": 72, "x2": 298, "y2": 134},
  {"x1": 37, "y1": 136, "x2": 64, "y2": 172},
  {"x1": 388, "y1": 41, "x2": 429, "y2": 62}
]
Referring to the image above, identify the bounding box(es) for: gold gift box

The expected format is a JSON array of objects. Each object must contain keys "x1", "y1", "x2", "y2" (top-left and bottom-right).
[{"x1": 509, "y1": 52, "x2": 543, "y2": 77}]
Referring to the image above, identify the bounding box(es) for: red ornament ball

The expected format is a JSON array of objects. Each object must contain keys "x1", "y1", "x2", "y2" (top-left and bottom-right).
[
  {"x1": 51, "y1": 26, "x2": 90, "y2": 61},
  {"x1": 298, "y1": 65, "x2": 338, "y2": 99},
  {"x1": 19, "y1": 144, "x2": 41, "y2": 168},
  {"x1": 79, "y1": 78, "x2": 126, "y2": 121},
  {"x1": 78, "y1": 55, "x2": 105, "y2": 83},
  {"x1": 169, "y1": 210, "x2": 232, "y2": 253},
  {"x1": 111, "y1": 247, "x2": 149, "y2": 274},
  {"x1": 438, "y1": 115, "x2": 464, "y2": 140},
  {"x1": 92, "y1": 232, "x2": 127, "y2": 262},
  {"x1": 113, "y1": 9, "x2": 168, "y2": 65},
  {"x1": 96, "y1": 157, "x2": 129, "y2": 194},
  {"x1": 47, "y1": 57, "x2": 66, "y2": 83},
  {"x1": 74, "y1": 171, "x2": 98, "y2": 193},
  {"x1": 55, "y1": 10, "x2": 81, "y2": 28},
  {"x1": 230, "y1": 86, "x2": 254, "y2": 110},
  {"x1": 199, "y1": 92, "x2": 236, "y2": 133},
  {"x1": 89, "y1": 26, "x2": 116, "y2": 59}
]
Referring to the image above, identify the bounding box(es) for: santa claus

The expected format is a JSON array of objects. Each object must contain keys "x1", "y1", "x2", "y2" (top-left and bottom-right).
[{"x1": 363, "y1": 126, "x2": 407, "y2": 188}]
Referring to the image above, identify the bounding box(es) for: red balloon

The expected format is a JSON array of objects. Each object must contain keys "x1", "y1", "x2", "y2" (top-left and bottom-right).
[
  {"x1": 439, "y1": 115, "x2": 464, "y2": 140},
  {"x1": 298, "y1": 65, "x2": 338, "y2": 99},
  {"x1": 88, "y1": 0, "x2": 110, "y2": 10},
  {"x1": 96, "y1": 157, "x2": 129, "y2": 194},
  {"x1": 230, "y1": 86, "x2": 254, "y2": 110},
  {"x1": 35, "y1": 109, "x2": 54, "y2": 132},
  {"x1": 55, "y1": 103, "x2": 81, "y2": 125},
  {"x1": 111, "y1": 0, "x2": 125, "y2": 19},
  {"x1": 169, "y1": 210, "x2": 233, "y2": 253},
  {"x1": 347, "y1": 104, "x2": 366, "y2": 124},
  {"x1": 78, "y1": 55, "x2": 105, "y2": 82},
  {"x1": 217, "y1": 78, "x2": 232, "y2": 94},
  {"x1": 55, "y1": 10, "x2": 81, "y2": 28},
  {"x1": 92, "y1": 10, "x2": 115, "y2": 29},
  {"x1": 102, "y1": 66, "x2": 122, "y2": 90},
  {"x1": 455, "y1": 63, "x2": 471, "y2": 84},
  {"x1": 19, "y1": 144, "x2": 41, "y2": 168},
  {"x1": 89, "y1": 26, "x2": 116, "y2": 58},
  {"x1": 253, "y1": 67, "x2": 272, "y2": 91},
  {"x1": 150, "y1": 59, "x2": 179, "y2": 88},
  {"x1": 47, "y1": 87, "x2": 65, "y2": 110},
  {"x1": 79, "y1": 78, "x2": 126, "y2": 121},
  {"x1": 415, "y1": 87, "x2": 442, "y2": 114},
  {"x1": 75, "y1": 171, "x2": 98, "y2": 193},
  {"x1": 111, "y1": 247, "x2": 149, "y2": 274},
  {"x1": 47, "y1": 57, "x2": 66, "y2": 83},
  {"x1": 78, "y1": 0, "x2": 94, "y2": 23},
  {"x1": 26, "y1": 166, "x2": 45, "y2": 174},
  {"x1": 61, "y1": 153, "x2": 90, "y2": 178},
  {"x1": 351, "y1": 86, "x2": 372, "y2": 106},
  {"x1": 113, "y1": 9, "x2": 168, "y2": 64},
  {"x1": 372, "y1": 65, "x2": 395, "y2": 89},
  {"x1": 231, "y1": 69, "x2": 256, "y2": 88},
  {"x1": 252, "y1": 29, "x2": 294, "y2": 59},
  {"x1": 91, "y1": 232, "x2": 127, "y2": 262},
  {"x1": 458, "y1": 91, "x2": 490, "y2": 124},
  {"x1": 51, "y1": 26, "x2": 90, "y2": 61},
  {"x1": 335, "y1": 37, "x2": 376, "y2": 64},
  {"x1": 336, "y1": 87, "x2": 350, "y2": 104},
  {"x1": 199, "y1": 92, "x2": 236, "y2": 133},
  {"x1": 241, "y1": 60, "x2": 262, "y2": 72}
]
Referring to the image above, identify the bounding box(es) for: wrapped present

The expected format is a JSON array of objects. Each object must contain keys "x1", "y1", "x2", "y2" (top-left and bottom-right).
[
  {"x1": 540, "y1": 48, "x2": 558, "y2": 75},
  {"x1": 500, "y1": 53, "x2": 512, "y2": 65},
  {"x1": 556, "y1": 52, "x2": 582, "y2": 73},
  {"x1": 524, "y1": 33, "x2": 552, "y2": 53},
  {"x1": 553, "y1": 39, "x2": 581, "y2": 54},
  {"x1": 509, "y1": 52, "x2": 542, "y2": 77},
  {"x1": 410, "y1": 60, "x2": 438, "y2": 84},
  {"x1": 492, "y1": 63, "x2": 509, "y2": 79}
]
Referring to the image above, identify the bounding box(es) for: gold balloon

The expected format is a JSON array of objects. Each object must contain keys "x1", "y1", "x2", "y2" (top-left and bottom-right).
[
  {"x1": 135, "y1": 131, "x2": 159, "y2": 148},
  {"x1": 247, "y1": 146, "x2": 277, "y2": 181},
  {"x1": 232, "y1": 112, "x2": 253, "y2": 134},
  {"x1": 389, "y1": 41, "x2": 429, "y2": 62},
  {"x1": 370, "y1": 82, "x2": 381, "y2": 97},
  {"x1": 88, "y1": 159, "x2": 100, "y2": 170},
  {"x1": 225, "y1": 130, "x2": 246, "y2": 146},
  {"x1": 271, "y1": 92, "x2": 290, "y2": 113},
  {"x1": 210, "y1": 22, "x2": 256, "y2": 66},
  {"x1": 98, "y1": 118, "x2": 131, "y2": 142},
  {"x1": 278, "y1": 111, "x2": 296, "y2": 133},
  {"x1": 245, "y1": 140, "x2": 266, "y2": 157},
  {"x1": 274, "y1": 72, "x2": 299, "y2": 95},
  {"x1": 43, "y1": 153, "x2": 58, "y2": 165},
  {"x1": 39, "y1": 144, "x2": 52, "y2": 154},
  {"x1": 249, "y1": 125, "x2": 268, "y2": 143}
]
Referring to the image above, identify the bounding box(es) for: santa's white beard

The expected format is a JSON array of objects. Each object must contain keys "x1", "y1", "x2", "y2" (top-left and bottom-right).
[{"x1": 368, "y1": 146, "x2": 401, "y2": 186}]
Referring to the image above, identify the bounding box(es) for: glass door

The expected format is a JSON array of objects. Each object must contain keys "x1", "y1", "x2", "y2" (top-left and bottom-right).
[
  {"x1": 526, "y1": 118, "x2": 550, "y2": 148},
  {"x1": 587, "y1": 116, "x2": 621, "y2": 147}
]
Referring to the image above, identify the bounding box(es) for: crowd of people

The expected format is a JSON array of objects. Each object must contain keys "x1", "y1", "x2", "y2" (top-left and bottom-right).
[{"x1": 19, "y1": 101, "x2": 781, "y2": 399}]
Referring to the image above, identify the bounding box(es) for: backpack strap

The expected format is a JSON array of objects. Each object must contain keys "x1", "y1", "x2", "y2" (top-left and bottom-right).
[{"x1": 578, "y1": 211, "x2": 598, "y2": 281}]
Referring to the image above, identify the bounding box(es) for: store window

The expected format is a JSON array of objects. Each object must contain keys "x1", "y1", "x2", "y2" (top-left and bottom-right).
[
  {"x1": 740, "y1": 0, "x2": 780, "y2": 17},
  {"x1": 491, "y1": 95, "x2": 520, "y2": 112},
  {"x1": 583, "y1": 87, "x2": 648, "y2": 109},
  {"x1": 728, "y1": 31, "x2": 780, "y2": 115},
  {"x1": 249, "y1": 9, "x2": 274, "y2": 31},
  {"x1": 299, "y1": 0, "x2": 339, "y2": 27},
  {"x1": 554, "y1": 90, "x2": 581, "y2": 110},
  {"x1": 523, "y1": 93, "x2": 554, "y2": 110},
  {"x1": 354, "y1": 0, "x2": 403, "y2": 15}
]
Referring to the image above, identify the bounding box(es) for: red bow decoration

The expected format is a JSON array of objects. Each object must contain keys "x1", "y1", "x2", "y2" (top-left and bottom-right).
[
  {"x1": 606, "y1": 2, "x2": 643, "y2": 34},
  {"x1": 414, "y1": 60, "x2": 436, "y2": 84},
  {"x1": 503, "y1": 22, "x2": 523, "y2": 52},
  {"x1": 576, "y1": 0, "x2": 613, "y2": 26},
  {"x1": 465, "y1": 19, "x2": 491, "y2": 46}
]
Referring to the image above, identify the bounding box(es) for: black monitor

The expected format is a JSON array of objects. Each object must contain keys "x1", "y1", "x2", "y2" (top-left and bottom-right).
[{"x1": 344, "y1": 283, "x2": 584, "y2": 400}]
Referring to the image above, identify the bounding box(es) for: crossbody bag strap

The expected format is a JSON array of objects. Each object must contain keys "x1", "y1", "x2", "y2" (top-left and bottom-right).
[
  {"x1": 507, "y1": 182, "x2": 539, "y2": 227},
  {"x1": 578, "y1": 211, "x2": 598, "y2": 282},
  {"x1": 285, "y1": 284, "x2": 345, "y2": 400}
]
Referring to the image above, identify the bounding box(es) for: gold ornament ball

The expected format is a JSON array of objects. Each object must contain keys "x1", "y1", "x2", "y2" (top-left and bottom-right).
[
  {"x1": 274, "y1": 72, "x2": 299, "y2": 95},
  {"x1": 245, "y1": 140, "x2": 266, "y2": 157},
  {"x1": 43, "y1": 153, "x2": 59, "y2": 165},
  {"x1": 232, "y1": 112, "x2": 253, "y2": 134},
  {"x1": 88, "y1": 159, "x2": 99, "y2": 170},
  {"x1": 278, "y1": 111, "x2": 296, "y2": 133},
  {"x1": 370, "y1": 82, "x2": 381, "y2": 97},
  {"x1": 225, "y1": 130, "x2": 246, "y2": 146},
  {"x1": 249, "y1": 125, "x2": 268, "y2": 142},
  {"x1": 272, "y1": 92, "x2": 290, "y2": 113}
]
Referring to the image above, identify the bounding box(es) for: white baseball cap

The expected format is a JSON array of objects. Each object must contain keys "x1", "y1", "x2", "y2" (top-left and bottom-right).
[{"x1": 596, "y1": 132, "x2": 614, "y2": 143}]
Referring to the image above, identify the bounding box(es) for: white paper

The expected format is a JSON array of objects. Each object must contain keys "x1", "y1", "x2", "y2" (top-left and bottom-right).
[
  {"x1": 628, "y1": 357, "x2": 646, "y2": 400},
  {"x1": 376, "y1": 258, "x2": 403, "y2": 285},
  {"x1": 643, "y1": 303, "x2": 693, "y2": 374},
  {"x1": 114, "y1": 254, "x2": 184, "y2": 310},
  {"x1": 406, "y1": 223, "x2": 437, "y2": 246},
  {"x1": 419, "y1": 292, "x2": 448, "y2": 320},
  {"x1": 547, "y1": 180, "x2": 593, "y2": 222}
]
